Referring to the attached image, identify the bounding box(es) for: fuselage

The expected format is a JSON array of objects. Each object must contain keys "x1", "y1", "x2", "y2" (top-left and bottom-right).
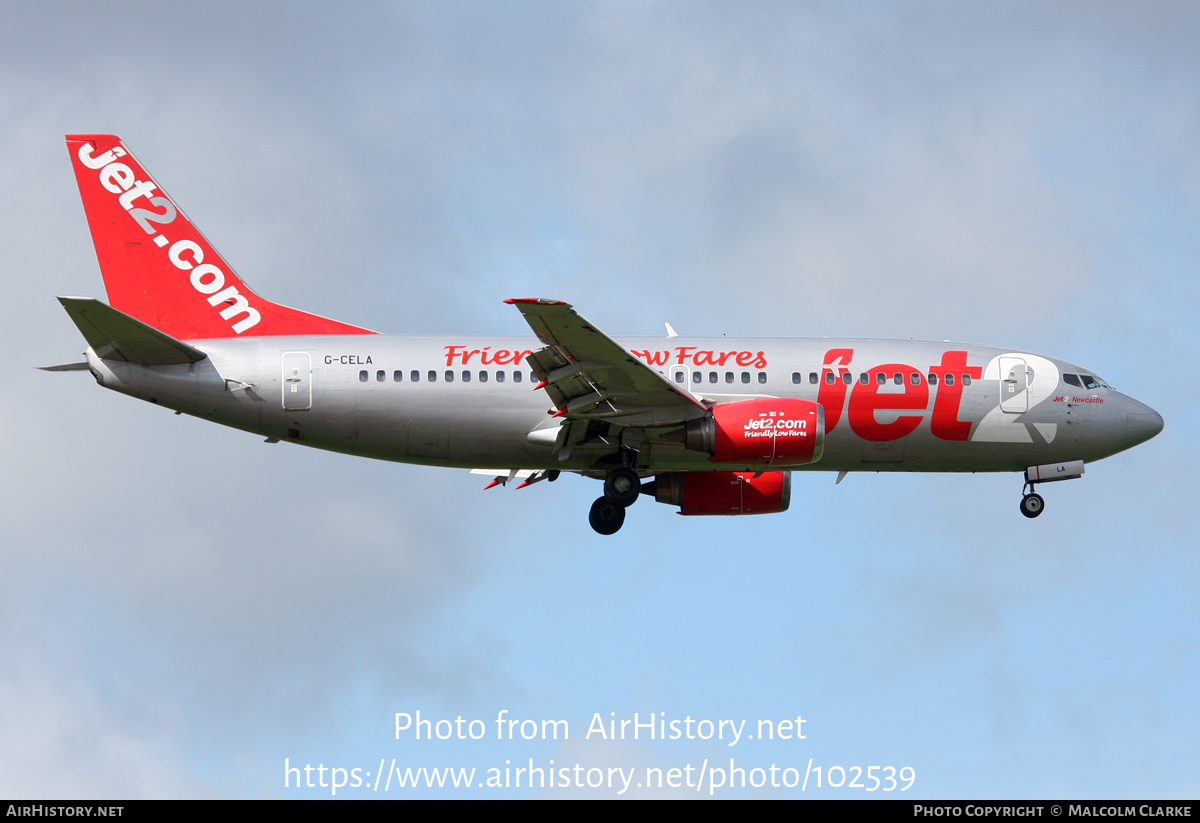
[{"x1": 82, "y1": 333, "x2": 1163, "y2": 475}]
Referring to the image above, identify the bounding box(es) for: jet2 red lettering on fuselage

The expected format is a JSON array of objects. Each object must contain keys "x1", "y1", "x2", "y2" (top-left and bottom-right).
[
  {"x1": 639, "y1": 344, "x2": 979, "y2": 444},
  {"x1": 810, "y1": 348, "x2": 980, "y2": 442}
]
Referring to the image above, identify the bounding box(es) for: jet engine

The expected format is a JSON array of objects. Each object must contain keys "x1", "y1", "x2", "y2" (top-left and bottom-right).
[
  {"x1": 666, "y1": 398, "x2": 824, "y2": 465},
  {"x1": 643, "y1": 471, "x2": 791, "y2": 515}
]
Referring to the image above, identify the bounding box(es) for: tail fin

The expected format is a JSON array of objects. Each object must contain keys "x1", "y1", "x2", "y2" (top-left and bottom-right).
[{"x1": 66, "y1": 134, "x2": 375, "y2": 339}]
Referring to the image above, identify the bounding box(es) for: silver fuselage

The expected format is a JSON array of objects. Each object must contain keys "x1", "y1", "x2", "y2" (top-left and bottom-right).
[{"x1": 83, "y1": 334, "x2": 1161, "y2": 475}]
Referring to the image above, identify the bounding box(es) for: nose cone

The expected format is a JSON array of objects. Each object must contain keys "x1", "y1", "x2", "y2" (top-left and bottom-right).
[{"x1": 1125, "y1": 401, "x2": 1164, "y2": 448}]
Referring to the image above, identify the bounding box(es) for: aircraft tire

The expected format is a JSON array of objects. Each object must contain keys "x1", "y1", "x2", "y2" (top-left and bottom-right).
[
  {"x1": 1020, "y1": 493, "x2": 1044, "y2": 519},
  {"x1": 604, "y1": 468, "x2": 641, "y2": 507},
  {"x1": 589, "y1": 497, "x2": 626, "y2": 535}
]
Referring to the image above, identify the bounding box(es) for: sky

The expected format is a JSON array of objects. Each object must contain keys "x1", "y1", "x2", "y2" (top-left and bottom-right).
[{"x1": 0, "y1": 0, "x2": 1197, "y2": 799}]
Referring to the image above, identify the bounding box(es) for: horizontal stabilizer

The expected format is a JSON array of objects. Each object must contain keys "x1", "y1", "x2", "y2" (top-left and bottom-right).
[
  {"x1": 38, "y1": 362, "x2": 90, "y2": 371},
  {"x1": 57, "y1": 297, "x2": 207, "y2": 365}
]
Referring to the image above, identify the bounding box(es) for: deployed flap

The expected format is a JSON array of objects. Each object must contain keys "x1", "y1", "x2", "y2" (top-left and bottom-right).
[
  {"x1": 58, "y1": 297, "x2": 207, "y2": 365},
  {"x1": 505, "y1": 298, "x2": 707, "y2": 427}
]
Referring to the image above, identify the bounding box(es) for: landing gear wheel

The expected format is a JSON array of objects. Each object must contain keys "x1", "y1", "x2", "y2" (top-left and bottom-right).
[
  {"x1": 1020, "y1": 493, "x2": 1044, "y2": 519},
  {"x1": 603, "y1": 468, "x2": 641, "y2": 507},
  {"x1": 589, "y1": 497, "x2": 626, "y2": 535}
]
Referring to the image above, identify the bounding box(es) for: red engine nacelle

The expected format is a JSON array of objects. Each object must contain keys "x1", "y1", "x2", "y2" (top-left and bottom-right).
[
  {"x1": 670, "y1": 397, "x2": 825, "y2": 466},
  {"x1": 649, "y1": 471, "x2": 791, "y2": 516}
]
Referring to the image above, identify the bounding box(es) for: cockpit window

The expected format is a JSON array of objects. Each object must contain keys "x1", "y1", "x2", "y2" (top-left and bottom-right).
[
  {"x1": 1080, "y1": 374, "x2": 1110, "y2": 389},
  {"x1": 1064, "y1": 374, "x2": 1081, "y2": 387}
]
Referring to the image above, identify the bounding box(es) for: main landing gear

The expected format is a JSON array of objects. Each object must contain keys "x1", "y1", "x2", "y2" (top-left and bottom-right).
[{"x1": 589, "y1": 468, "x2": 641, "y2": 535}]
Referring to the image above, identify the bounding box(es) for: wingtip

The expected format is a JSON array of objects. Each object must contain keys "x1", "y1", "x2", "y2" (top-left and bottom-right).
[{"x1": 504, "y1": 297, "x2": 568, "y2": 306}]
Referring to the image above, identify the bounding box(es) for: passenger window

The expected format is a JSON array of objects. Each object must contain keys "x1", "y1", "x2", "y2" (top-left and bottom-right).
[
  {"x1": 513, "y1": 371, "x2": 522, "y2": 383},
  {"x1": 876, "y1": 372, "x2": 886, "y2": 385},
  {"x1": 743, "y1": 372, "x2": 751, "y2": 384},
  {"x1": 480, "y1": 371, "x2": 489, "y2": 383},
  {"x1": 496, "y1": 371, "x2": 505, "y2": 383},
  {"x1": 692, "y1": 372, "x2": 701, "y2": 383},
  {"x1": 928, "y1": 373, "x2": 938, "y2": 385},
  {"x1": 462, "y1": 370, "x2": 471, "y2": 382},
  {"x1": 1064, "y1": 374, "x2": 1081, "y2": 387},
  {"x1": 792, "y1": 372, "x2": 801, "y2": 384},
  {"x1": 445, "y1": 370, "x2": 454, "y2": 383},
  {"x1": 824, "y1": 372, "x2": 834, "y2": 385},
  {"x1": 531, "y1": 372, "x2": 537, "y2": 383},
  {"x1": 809, "y1": 372, "x2": 818, "y2": 385},
  {"x1": 393, "y1": 370, "x2": 403, "y2": 382},
  {"x1": 961, "y1": 375, "x2": 972, "y2": 386},
  {"x1": 893, "y1": 373, "x2": 902, "y2": 385},
  {"x1": 726, "y1": 372, "x2": 735, "y2": 384},
  {"x1": 910, "y1": 373, "x2": 920, "y2": 385},
  {"x1": 427, "y1": 370, "x2": 437, "y2": 383},
  {"x1": 841, "y1": 373, "x2": 852, "y2": 385},
  {"x1": 709, "y1": 372, "x2": 717, "y2": 384},
  {"x1": 359, "y1": 370, "x2": 368, "y2": 382},
  {"x1": 674, "y1": 372, "x2": 684, "y2": 384},
  {"x1": 944, "y1": 373, "x2": 954, "y2": 386},
  {"x1": 376, "y1": 370, "x2": 385, "y2": 382},
  {"x1": 758, "y1": 372, "x2": 767, "y2": 384}
]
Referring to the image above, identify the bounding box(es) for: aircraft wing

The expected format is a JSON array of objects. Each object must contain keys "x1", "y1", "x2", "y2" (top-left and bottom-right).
[{"x1": 505, "y1": 298, "x2": 707, "y2": 428}]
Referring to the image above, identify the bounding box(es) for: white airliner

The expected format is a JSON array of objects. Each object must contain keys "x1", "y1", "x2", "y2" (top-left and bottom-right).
[{"x1": 48, "y1": 134, "x2": 1163, "y2": 534}]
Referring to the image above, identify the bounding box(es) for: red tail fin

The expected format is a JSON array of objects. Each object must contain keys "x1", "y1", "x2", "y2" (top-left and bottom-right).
[{"x1": 66, "y1": 134, "x2": 374, "y2": 339}]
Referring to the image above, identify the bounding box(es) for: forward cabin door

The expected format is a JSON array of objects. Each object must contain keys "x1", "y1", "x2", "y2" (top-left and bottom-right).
[
  {"x1": 999, "y1": 356, "x2": 1028, "y2": 413},
  {"x1": 282, "y1": 352, "x2": 312, "y2": 410}
]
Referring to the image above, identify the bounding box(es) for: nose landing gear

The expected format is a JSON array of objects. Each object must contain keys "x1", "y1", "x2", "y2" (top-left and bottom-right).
[
  {"x1": 590, "y1": 468, "x2": 642, "y2": 535},
  {"x1": 1018, "y1": 460, "x2": 1085, "y2": 519},
  {"x1": 1019, "y1": 489, "x2": 1045, "y2": 518}
]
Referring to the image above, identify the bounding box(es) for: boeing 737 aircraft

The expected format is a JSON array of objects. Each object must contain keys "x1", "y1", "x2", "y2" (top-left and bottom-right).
[{"x1": 47, "y1": 134, "x2": 1164, "y2": 534}]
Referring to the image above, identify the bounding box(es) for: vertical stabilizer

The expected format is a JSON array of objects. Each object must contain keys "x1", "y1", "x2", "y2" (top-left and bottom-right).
[{"x1": 66, "y1": 134, "x2": 375, "y2": 339}]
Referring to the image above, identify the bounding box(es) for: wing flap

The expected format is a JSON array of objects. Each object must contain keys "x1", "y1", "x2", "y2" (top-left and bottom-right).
[{"x1": 58, "y1": 297, "x2": 207, "y2": 365}]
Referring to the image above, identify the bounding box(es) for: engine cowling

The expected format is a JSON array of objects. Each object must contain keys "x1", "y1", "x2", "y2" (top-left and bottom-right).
[
  {"x1": 670, "y1": 397, "x2": 824, "y2": 466},
  {"x1": 647, "y1": 471, "x2": 791, "y2": 516}
]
